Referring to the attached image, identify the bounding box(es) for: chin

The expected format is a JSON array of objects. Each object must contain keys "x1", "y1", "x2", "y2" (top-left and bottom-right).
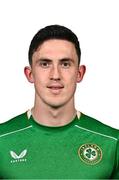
[
  {"x1": 46, "y1": 101, "x2": 66, "y2": 109},
  {"x1": 43, "y1": 95, "x2": 74, "y2": 109},
  {"x1": 49, "y1": 103, "x2": 64, "y2": 109}
]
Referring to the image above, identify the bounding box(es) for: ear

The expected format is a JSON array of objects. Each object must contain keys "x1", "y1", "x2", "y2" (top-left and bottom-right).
[
  {"x1": 24, "y1": 66, "x2": 34, "y2": 83},
  {"x1": 77, "y1": 65, "x2": 86, "y2": 83}
]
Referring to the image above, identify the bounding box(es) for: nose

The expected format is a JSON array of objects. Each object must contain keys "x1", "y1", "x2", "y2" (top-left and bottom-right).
[{"x1": 50, "y1": 64, "x2": 61, "y2": 81}]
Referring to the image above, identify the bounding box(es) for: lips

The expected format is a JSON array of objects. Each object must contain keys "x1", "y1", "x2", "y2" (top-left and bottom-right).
[
  {"x1": 47, "y1": 85, "x2": 64, "y2": 89},
  {"x1": 47, "y1": 84, "x2": 64, "y2": 94}
]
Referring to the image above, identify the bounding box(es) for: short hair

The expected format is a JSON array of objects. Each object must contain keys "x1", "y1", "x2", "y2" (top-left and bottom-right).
[{"x1": 28, "y1": 25, "x2": 81, "y2": 65}]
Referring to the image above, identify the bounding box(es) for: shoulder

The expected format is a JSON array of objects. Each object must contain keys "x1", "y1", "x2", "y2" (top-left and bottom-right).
[
  {"x1": 0, "y1": 112, "x2": 30, "y2": 137},
  {"x1": 78, "y1": 113, "x2": 119, "y2": 140}
]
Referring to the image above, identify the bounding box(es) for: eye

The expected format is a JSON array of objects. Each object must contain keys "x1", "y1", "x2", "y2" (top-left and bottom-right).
[
  {"x1": 39, "y1": 61, "x2": 51, "y2": 68},
  {"x1": 61, "y1": 61, "x2": 71, "y2": 68}
]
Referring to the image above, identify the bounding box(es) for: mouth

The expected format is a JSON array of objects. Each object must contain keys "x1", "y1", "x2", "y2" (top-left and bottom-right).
[
  {"x1": 48, "y1": 86, "x2": 64, "y2": 89},
  {"x1": 47, "y1": 85, "x2": 64, "y2": 94}
]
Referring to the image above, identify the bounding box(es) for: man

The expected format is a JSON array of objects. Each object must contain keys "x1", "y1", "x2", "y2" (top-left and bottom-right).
[{"x1": 0, "y1": 25, "x2": 119, "y2": 179}]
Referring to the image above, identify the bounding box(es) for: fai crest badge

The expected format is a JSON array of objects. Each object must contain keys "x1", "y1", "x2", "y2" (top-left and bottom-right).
[{"x1": 78, "y1": 144, "x2": 102, "y2": 165}]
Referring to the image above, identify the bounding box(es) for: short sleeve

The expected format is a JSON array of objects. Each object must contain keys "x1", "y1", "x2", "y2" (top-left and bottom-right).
[{"x1": 111, "y1": 139, "x2": 119, "y2": 178}]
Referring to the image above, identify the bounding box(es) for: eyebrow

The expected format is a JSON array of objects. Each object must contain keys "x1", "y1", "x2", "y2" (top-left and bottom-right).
[
  {"x1": 59, "y1": 58, "x2": 74, "y2": 62},
  {"x1": 35, "y1": 58, "x2": 52, "y2": 64}
]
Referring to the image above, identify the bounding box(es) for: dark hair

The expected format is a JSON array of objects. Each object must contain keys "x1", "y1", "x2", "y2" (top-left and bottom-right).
[{"x1": 28, "y1": 25, "x2": 81, "y2": 65}]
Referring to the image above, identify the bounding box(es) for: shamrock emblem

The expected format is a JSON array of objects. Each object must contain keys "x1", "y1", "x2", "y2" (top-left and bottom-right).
[
  {"x1": 85, "y1": 148, "x2": 96, "y2": 159},
  {"x1": 78, "y1": 144, "x2": 102, "y2": 165}
]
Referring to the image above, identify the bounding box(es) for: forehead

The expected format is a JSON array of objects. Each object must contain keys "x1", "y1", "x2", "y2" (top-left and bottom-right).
[{"x1": 33, "y1": 39, "x2": 78, "y2": 60}]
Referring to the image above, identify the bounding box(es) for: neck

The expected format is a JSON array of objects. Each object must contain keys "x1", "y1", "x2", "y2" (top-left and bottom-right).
[{"x1": 31, "y1": 98, "x2": 77, "y2": 127}]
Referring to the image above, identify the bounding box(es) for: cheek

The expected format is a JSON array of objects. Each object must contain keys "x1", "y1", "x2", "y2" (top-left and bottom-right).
[
  {"x1": 70, "y1": 71, "x2": 79, "y2": 83},
  {"x1": 66, "y1": 75, "x2": 77, "y2": 90},
  {"x1": 33, "y1": 70, "x2": 47, "y2": 84}
]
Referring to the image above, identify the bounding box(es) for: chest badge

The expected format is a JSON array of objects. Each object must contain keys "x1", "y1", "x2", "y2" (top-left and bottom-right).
[
  {"x1": 10, "y1": 149, "x2": 27, "y2": 163},
  {"x1": 78, "y1": 143, "x2": 102, "y2": 165}
]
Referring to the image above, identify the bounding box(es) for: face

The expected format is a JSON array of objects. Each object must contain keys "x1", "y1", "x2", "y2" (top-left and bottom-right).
[{"x1": 25, "y1": 39, "x2": 85, "y2": 108}]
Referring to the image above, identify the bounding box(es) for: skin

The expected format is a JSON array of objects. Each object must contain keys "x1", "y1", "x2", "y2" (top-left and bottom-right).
[{"x1": 24, "y1": 39, "x2": 86, "y2": 127}]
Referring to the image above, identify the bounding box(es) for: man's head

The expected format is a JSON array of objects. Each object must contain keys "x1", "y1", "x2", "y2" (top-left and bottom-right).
[
  {"x1": 25, "y1": 25, "x2": 85, "y2": 109},
  {"x1": 28, "y1": 25, "x2": 81, "y2": 66}
]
